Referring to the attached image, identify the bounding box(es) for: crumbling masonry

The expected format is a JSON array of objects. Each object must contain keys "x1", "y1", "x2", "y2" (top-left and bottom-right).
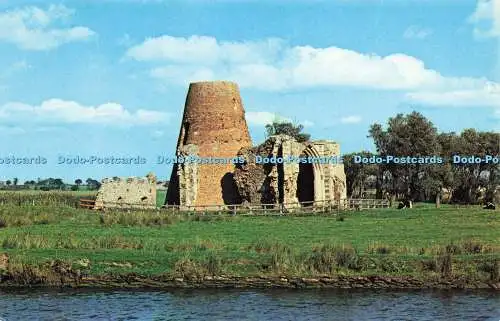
[
  {"x1": 233, "y1": 136, "x2": 346, "y2": 209},
  {"x1": 165, "y1": 81, "x2": 347, "y2": 210},
  {"x1": 94, "y1": 173, "x2": 157, "y2": 209}
]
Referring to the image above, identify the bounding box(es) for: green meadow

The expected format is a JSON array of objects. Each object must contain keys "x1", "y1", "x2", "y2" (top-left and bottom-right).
[{"x1": 0, "y1": 201, "x2": 498, "y2": 284}]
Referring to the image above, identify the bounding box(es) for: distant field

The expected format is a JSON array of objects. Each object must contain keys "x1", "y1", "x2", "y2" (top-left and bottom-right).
[
  {"x1": 0, "y1": 204, "x2": 498, "y2": 284},
  {"x1": 156, "y1": 189, "x2": 166, "y2": 207},
  {"x1": 0, "y1": 190, "x2": 97, "y2": 195},
  {"x1": 0, "y1": 190, "x2": 97, "y2": 207},
  {"x1": 0, "y1": 190, "x2": 167, "y2": 207}
]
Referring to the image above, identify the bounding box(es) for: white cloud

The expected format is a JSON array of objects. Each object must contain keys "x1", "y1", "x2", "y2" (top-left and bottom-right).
[
  {"x1": 126, "y1": 35, "x2": 284, "y2": 65},
  {"x1": 0, "y1": 99, "x2": 171, "y2": 125},
  {"x1": 127, "y1": 34, "x2": 500, "y2": 121},
  {"x1": 340, "y1": 115, "x2": 362, "y2": 124},
  {"x1": 127, "y1": 34, "x2": 495, "y2": 93},
  {"x1": 0, "y1": 4, "x2": 95, "y2": 50},
  {"x1": 406, "y1": 83, "x2": 500, "y2": 125},
  {"x1": 245, "y1": 111, "x2": 292, "y2": 126},
  {"x1": 406, "y1": 88, "x2": 500, "y2": 108},
  {"x1": 468, "y1": 0, "x2": 500, "y2": 37},
  {"x1": 403, "y1": 25, "x2": 433, "y2": 39}
]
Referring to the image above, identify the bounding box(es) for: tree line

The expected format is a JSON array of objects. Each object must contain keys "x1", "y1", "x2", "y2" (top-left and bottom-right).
[
  {"x1": 0, "y1": 178, "x2": 101, "y2": 191},
  {"x1": 265, "y1": 111, "x2": 499, "y2": 204}
]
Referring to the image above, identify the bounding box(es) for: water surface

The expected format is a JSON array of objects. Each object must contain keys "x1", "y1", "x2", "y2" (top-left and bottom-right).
[{"x1": 0, "y1": 288, "x2": 498, "y2": 320}]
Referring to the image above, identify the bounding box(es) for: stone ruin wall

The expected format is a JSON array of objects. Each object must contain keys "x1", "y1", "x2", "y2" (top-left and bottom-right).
[
  {"x1": 94, "y1": 173, "x2": 157, "y2": 209},
  {"x1": 311, "y1": 141, "x2": 347, "y2": 201},
  {"x1": 233, "y1": 136, "x2": 293, "y2": 205},
  {"x1": 233, "y1": 135, "x2": 347, "y2": 210},
  {"x1": 176, "y1": 144, "x2": 199, "y2": 208},
  {"x1": 165, "y1": 81, "x2": 252, "y2": 208}
]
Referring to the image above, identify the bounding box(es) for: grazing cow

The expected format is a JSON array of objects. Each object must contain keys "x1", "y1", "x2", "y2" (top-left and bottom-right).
[
  {"x1": 398, "y1": 200, "x2": 412, "y2": 209},
  {"x1": 483, "y1": 202, "x2": 496, "y2": 210}
]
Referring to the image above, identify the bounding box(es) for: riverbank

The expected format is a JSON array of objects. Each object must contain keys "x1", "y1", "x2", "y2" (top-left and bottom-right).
[
  {"x1": 1, "y1": 253, "x2": 499, "y2": 289},
  {"x1": 2, "y1": 271, "x2": 500, "y2": 290},
  {"x1": 0, "y1": 203, "x2": 498, "y2": 289}
]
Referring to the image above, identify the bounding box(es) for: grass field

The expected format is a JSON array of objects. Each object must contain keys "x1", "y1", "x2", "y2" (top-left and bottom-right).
[
  {"x1": 0, "y1": 190, "x2": 97, "y2": 207},
  {"x1": 0, "y1": 203, "x2": 498, "y2": 285},
  {"x1": 0, "y1": 189, "x2": 167, "y2": 207},
  {"x1": 156, "y1": 189, "x2": 166, "y2": 207}
]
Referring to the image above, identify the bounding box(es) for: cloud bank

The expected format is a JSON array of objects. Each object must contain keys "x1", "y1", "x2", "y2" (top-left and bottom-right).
[
  {"x1": 126, "y1": 34, "x2": 499, "y2": 111},
  {"x1": 0, "y1": 4, "x2": 95, "y2": 50},
  {"x1": 468, "y1": 0, "x2": 500, "y2": 38},
  {"x1": 0, "y1": 99, "x2": 170, "y2": 125}
]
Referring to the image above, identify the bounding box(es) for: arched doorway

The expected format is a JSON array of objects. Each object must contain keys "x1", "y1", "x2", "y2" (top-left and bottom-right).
[
  {"x1": 277, "y1": 146, "x2": 284, "y2": 204},
  {"x1": 297, "y1": 153, "x2": 315, "y2": 206}
]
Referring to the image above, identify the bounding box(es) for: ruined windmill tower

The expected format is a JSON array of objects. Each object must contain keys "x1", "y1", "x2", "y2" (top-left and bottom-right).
[{"x1": 165, "y1": 81, "x2": 252, "y2": 208}]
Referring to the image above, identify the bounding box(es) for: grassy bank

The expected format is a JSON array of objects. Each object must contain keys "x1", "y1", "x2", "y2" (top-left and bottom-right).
[{"x1": 0, "y1": 204, "x2": 498, "y2": 288}]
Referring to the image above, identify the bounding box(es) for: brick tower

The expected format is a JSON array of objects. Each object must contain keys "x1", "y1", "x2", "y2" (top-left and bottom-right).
[{"x1": 165, "y1": 81, "x2": 252, "y2": 207}]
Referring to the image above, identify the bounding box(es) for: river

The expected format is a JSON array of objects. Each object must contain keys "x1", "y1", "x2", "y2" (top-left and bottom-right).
[{"x1": 0, "y1": 288, "x2": 498, "y2": 320}]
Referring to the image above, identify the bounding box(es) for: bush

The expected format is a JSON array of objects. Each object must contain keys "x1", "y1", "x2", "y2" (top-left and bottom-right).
[
  {"x1": 420, "y1": 259, "x2": 437, "y2": 272},
  {"x1": 334, "y1": 246, "x2": 361, "y2": 270},
  {"x1": 376, "y1": 257, "x2": 409, "y2": 273},
  {"x1": 462, "y1": 240, "x2": 483, "y2": 254},
  {"x1": 477, "y1": 260, "x2": 499, "y2": 281},
  {"x1": 174, "y1": 257, "x2": 204, "y2": 280},
  {"x1": 367, "y1": 243, "x2": 391, "y2": 255},
  {"x1": 445, "y1": 243, "x2": 461, "y2": 255},
  {"x1": 306, "y1": 244, "x2": 362, "y2": 273},
  {"x1": 437, "y1": 253, "x2": 452, "y2": 277},
  {"x1": 269, "y1": 245, "x2": 295, "y2": 273},
  {"x1": 203, "y1": 253, "x2": 222, "y2": 275},
  {"x1": 307, "y1": 245, "x2": 337, "y2": 274}
]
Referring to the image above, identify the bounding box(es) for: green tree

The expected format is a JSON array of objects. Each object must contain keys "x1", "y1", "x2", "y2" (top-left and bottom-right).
[
  {"x1": 369, "y1": 111, "x2": 440, "y2": 201},
  {"x1": 444, "y1": 129, "x2": 500, "y2": 203},
  {"x1": 86, "y1": 178, "x2": 101, "y2": 191},
  {"x1": 74, "y1": 178, "x2": 82, "y2": 190},
  {"x1": 368, "y1": 123, "x2": 390, "y2": 199},
  {"x1": 343, "y1": 151, "x2": 378, "y2": 198},
  {"x1": 265, "y1": 121, "x2": 311, "y2": 143},
  {"x1": 53, "y1": 178, "x2": 65, "y2": 190},
  {"x1": 13, "y1": 178, "x2": 18, "y2": 186}
]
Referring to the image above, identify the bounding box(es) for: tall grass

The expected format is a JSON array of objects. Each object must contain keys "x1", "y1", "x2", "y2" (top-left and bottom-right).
[
  {"x1": 0, "y1": 191, "x2": 95, "y2": 207},
  {"x1": 0, "y1": 205, "x2": 88, "y2": 228}
]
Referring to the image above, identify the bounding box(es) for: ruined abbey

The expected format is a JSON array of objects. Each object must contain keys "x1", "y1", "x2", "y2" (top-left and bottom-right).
[
  {"x1": 93, "y1": 81, "x2": 346, "y2": 209},
  {"x1": 165, "y1": 81, "x2": 347, "y2": 210}
]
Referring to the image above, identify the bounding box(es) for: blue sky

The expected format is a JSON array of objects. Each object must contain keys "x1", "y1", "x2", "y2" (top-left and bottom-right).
[{"x1": 0, "y1": 0, "x2": 498, "y2": 182}]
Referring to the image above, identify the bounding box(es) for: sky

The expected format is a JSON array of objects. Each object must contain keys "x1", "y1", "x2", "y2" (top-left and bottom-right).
[{"x1": 0, "y1": 0, "x2": 498, "y2": 183}]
